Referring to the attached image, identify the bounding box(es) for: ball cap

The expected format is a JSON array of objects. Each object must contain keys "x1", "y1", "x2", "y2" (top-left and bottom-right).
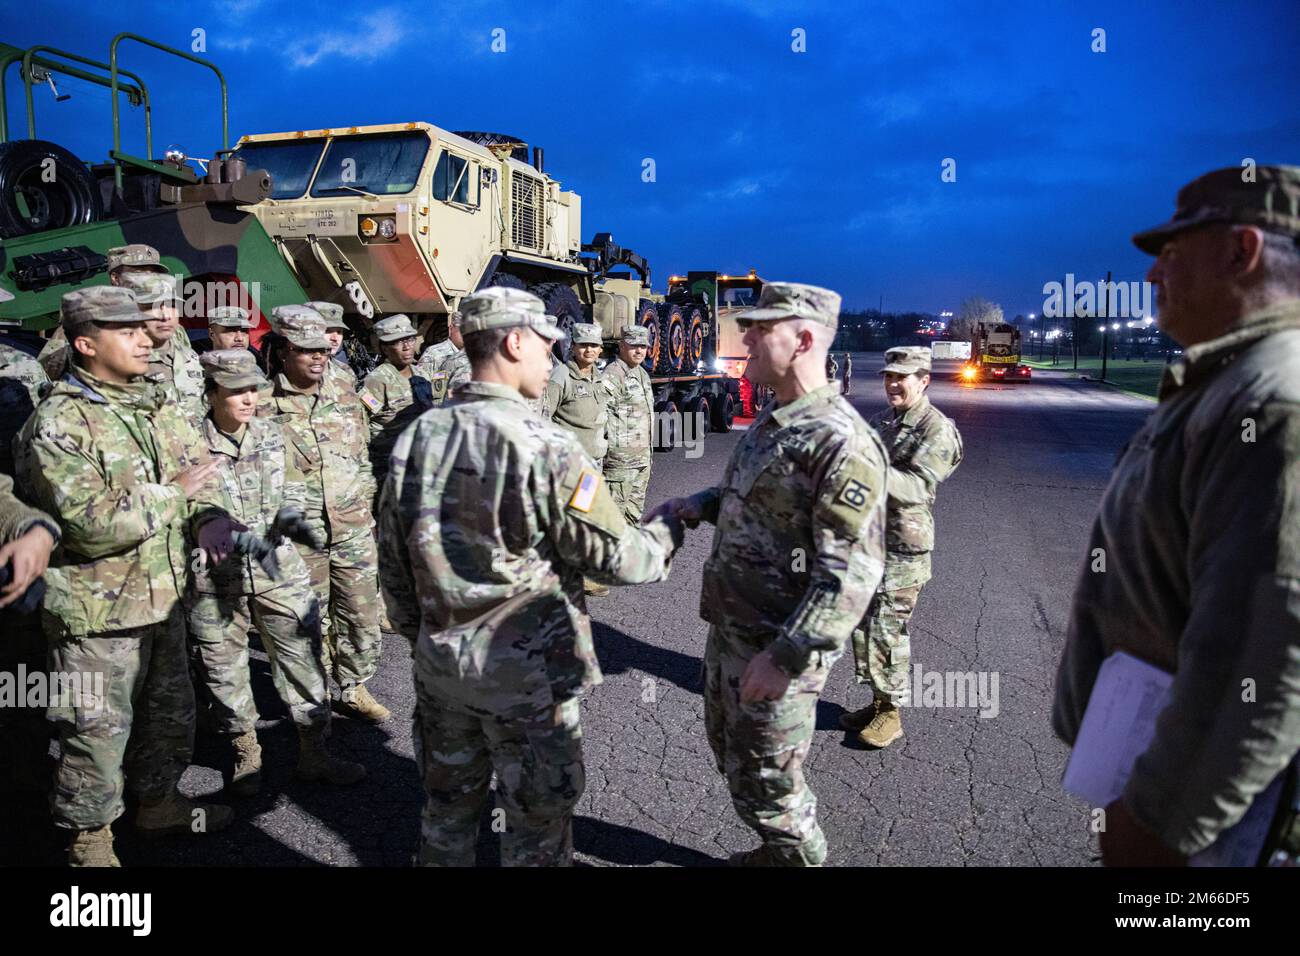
[
  {"x1": 307, "y1": 300, "x2": 348, "y2": 330},
  {"x1": 460, "y1": 287, "x2": 563, "y2": 340},
  {"x1": 61, "y1": 286, "x2": 143, "y2": 329},
  {"x1": 1132, "y1": 164, "x2": 1300, "y2": 255},
  {"x1": 200, "y1": 348, "x2": 268, "y2": 390},
  {"x1": 271, "y1": 305, "x2": 331, "y2": 350},
  {"x1": 621, "y1": 324, "x2": 651, "y2": 346},
  {"x1": 106, "y1": 244, "x2": 165, "y2": 273},
  {"x1": 570, "y1": 323, "x2": 603, "y2": 346},
  {"x1": 208, "y1": 305, "x2": 252, "y2": 329},
  {"x1": 373, "y1": 313, "x2": 419, "y2": 343},
  {"x1": 117, "y1": 270, "x2": 179, "y2": 306},
  {"x1": 880, "y1": 346, "x2": 932, "y2": 376},
  {"x1": 739, "y1": 281, "x2": 841, "y2": 330}
]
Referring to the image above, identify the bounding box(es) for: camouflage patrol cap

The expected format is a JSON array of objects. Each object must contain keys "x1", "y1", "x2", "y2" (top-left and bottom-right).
[
  {"x1": 740, "y1": 281, "x2": 842, "y2": 330},
  {"x1": 459, "y1": 287, "x2": 564, "y2": 340},
  {"x1": 200, "y1": 348, "x2": 268, "y2": 390},
  {"x1": 621, "y1": 324, "x2": 651, "y2": 346},
  {"x1": 307, "y1": 300, "x2": 348, "y2": 330},
  {"x1": 106, "y1": 244, "x2": 166, "y2": 273},
  {"x1": 571, "y1": 323, "x2": 603, "y2": 346},
  {"x1": 61, "y1": 286, "x2": 143, "y2": 330},
  {"x1": 374, "y1": 314, "x2": 419, "y2": 342},
  {"x1": 1132, "y1": 165, "x2": 1300, "y2": 254},
  {"x1": 271, "y1": 305, "x2": 331, "y2": 350},
  {"x1": 207, "y1": 305, "x2": 252, "y2": 329},
  {"x1": 117, "y1": 270, "x2": 179, "y2": 306},
  {"x1": 880, "y1": 346, "x2": 932, "y2": 376}
]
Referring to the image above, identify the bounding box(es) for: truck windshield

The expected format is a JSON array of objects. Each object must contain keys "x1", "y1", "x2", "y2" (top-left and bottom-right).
[
  {"x1": 311, "y1": 131, "x2": 429, "y2": 197},
  {"x1": 232, "y1": 140, "x2": 325, "y2": 199}
]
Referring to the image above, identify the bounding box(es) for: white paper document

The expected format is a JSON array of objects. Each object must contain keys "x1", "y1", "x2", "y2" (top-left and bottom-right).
[{"x1": 1062, "y1": 651, "x2": 1281, "y2": 867}]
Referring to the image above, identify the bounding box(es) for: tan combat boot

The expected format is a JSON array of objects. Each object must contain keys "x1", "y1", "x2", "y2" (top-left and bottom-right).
[
  {"x1": 136, "y1": 789, "x2": 234, "y2": 838},
  {"x1": 68, "y1": 825, "x2": 120, "y2": 867},
  {"x1": 336, "y1": 684, "x2": 391, "y2": 723},
  {"x1": 857, "y1": 701, "x2": 903, "y2": 748},
  {"x1": 583, "y1": 577, "x2": 610, "y2": 597},
  {"x1": 228, "y1": 730, "x2": 263, "y2": 796},
  {"x1": 838, "y1": 697, "x2": 880, "y2": 732},
  {"x1": 295, "y1": 725, "x2": 367, "y2": 786}
]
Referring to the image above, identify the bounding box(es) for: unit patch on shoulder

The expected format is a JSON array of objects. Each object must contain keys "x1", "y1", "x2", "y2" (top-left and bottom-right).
[
  {"x1": 568, "y1": 469, "x2": 602, "y2": 513},
  {"x1": 837, "y1": 477, "x2": 871, "y2": 510}
]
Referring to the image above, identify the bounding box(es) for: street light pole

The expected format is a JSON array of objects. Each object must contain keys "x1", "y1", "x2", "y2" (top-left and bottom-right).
[{"x1": 1100, "y1": 270, "x2": 1111, "y2": 382}]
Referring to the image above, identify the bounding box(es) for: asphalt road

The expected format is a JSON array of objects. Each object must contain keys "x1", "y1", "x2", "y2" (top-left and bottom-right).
[{"x1": 6, "y1": 354, "x2": 1155, "y2": 866}]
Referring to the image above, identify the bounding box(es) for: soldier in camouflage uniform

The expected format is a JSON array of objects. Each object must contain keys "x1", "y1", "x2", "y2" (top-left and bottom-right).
[
  {"x1": 842, "y1": 346, "x2": 963, "y2": 748},
  {"x1": 311, "y1": 301, "x2": 359, "y2": 393},
  {"x1": 651, "y1": 282, "x2": 888, "y2": 867},
  {"x1": 0, "y1": 341, "x2": 49, "y2": 476},
  {"x1": 359, "y1": 314, "x2": 439, "y2": 503},
  {"x1": 37, "y1": 245, "x2": 205, "y2": 420},
  {"x1": 207, "y1": 305, "x2": 254, "y2": 353},
  {"x1": 414, "y1": 310, "x2": 471, "y2": 395},
  {"x1": 187, "y1": 350, "x2": 366, "y2": 795},
  {"x1": 15, "y1": 287, "x2": 235, "y2": 867},
  {"x1": 0, "y1": 471, "x2": 60, "y2": 863},
  {"x1": 258, "y1": 306, "x2": 390, "y2": 723},
  {"x1": 377, "y1": 287, "x2": 683, "y2": 867},
  {"x1": 600, "y1": 324, "x2": 655, "y2": 525},
  {"x1": 543, "y1": 323, "x2": 611, "y2": 597}
]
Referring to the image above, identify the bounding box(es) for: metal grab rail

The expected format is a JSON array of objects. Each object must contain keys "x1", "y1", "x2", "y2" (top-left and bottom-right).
[
  {"x1": 109, "y1": 32, "x2": 228, "y2": 188},
  {"x1": 0, "y1": 45, "x2": 147, "y2": 144}
]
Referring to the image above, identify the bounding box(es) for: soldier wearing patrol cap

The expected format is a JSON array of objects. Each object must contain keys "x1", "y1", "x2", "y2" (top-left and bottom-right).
[
  {"x1": 188, "y1": 349, "x2": 366, "y2": 795},
  {"x1": 841, "y1": 345, "x2": 963, "y2": 748},
  {"x1": 600, "y1": 323, "x2": 656, "y2": 527},
  {"x1": 308, "y1": 301, "x2": 358, "y2": 392},
  {"x1": 15, "y1": 286, "x2": 235, "y2": 866},
  {"x1": 207, "y1": 305, "x2": 254, "y2": 353},
  {"x1": 376, "y1": 285, "x2": 684, "y2": 866},
  {"x1": 649, "y1": 281, "x2": 889, "y2": 866},
  {"x1": 414, "y1": 310, "x2": 471, "y2": 396},
  {"x1": 258, "y1": 305, "x2": 390, "y2": 724},
  {"x1": 360, "y1": 314, "x2": 438, "y2": 504},
  {"x1": 1054, "y1": 165, "x2": 1300, "y2": 867}
]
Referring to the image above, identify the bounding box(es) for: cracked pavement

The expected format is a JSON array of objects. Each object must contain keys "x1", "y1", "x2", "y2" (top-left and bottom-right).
[{"x1": 3, "y1": 352, "x2": 1154, "y2": 866}]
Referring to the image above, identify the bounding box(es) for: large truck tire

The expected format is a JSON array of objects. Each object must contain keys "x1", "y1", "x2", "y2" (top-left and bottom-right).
[
  {"x1": 0, "y1": 139, "x2": 103, "y2": 239},
  {"x1": 655, "y1": 302, "x2": 686, "y2": 374},
  {"x1": 710, "y1": 390, "x2": 735, "y2": 432},
  {"x1": 636, "y1": 298, "x2": 660, "y2": 373},
  {"x1": 680, "y1": 301, "x2": 707, "y2": 370},
  {"x1": 683, "y1": 393, "x2": 711, "y2": 442},
  {"x1": 486, "y1": 271, "x2": 527, "y2": 290},
  {"x1": 531, "y1": 281, "x2": 583, "y2": 358},
  {"x1": 654, "y1": 397, "x2": 678, "y2": 452}
]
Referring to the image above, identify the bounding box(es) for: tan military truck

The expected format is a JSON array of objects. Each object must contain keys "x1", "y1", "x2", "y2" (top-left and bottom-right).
[{"x1": 233, "y1": 123, "x2": 742, "y2": 433}]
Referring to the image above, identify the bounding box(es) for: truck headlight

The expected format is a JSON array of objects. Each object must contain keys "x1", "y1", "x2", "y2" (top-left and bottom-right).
[{"x1": 378, "y1": 218, "x2": 397, "y2": 240}]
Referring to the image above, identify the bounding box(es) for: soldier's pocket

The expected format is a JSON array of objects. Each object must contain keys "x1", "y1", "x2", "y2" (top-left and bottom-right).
[{"x1": 731, "y1": 442, "x2": 797, "y2": 499}]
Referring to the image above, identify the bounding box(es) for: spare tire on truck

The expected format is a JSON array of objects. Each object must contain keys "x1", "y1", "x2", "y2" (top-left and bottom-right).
[{"x1": 0, "y1": 140, "x2": 103, "y2": 239}]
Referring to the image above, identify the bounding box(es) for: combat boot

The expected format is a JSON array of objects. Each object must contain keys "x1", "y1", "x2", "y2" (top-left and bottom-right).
[
  {"x1": 295, "y1": 725, "x2": 367, "y2": 786},
  {"x1": 583, "y1": 577, "x2": 610, "y2": 597},
  {"x1": 68, "y1": 825, "x2": 120, "y2": 867},
  {"x1": 857, "y1": 701, "x2": 903, "y2": 748},
  {"x1": 336, "y1": 684, "x2": 391, "y2": 723},
  {"x1": 136, "y1": 789, "x2": 234, "y2": 838},
  {"x1": 838, "y1": 697, "x2": 880, "y2": 732},
  {"x1": 228, "y1": 730, "x2": 263, "y2": 796}
]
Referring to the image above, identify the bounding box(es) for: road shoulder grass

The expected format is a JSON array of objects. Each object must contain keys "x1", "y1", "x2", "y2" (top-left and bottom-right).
[{"x1": 1023, "y1": 355, "x2": 1163, "y2": 401}]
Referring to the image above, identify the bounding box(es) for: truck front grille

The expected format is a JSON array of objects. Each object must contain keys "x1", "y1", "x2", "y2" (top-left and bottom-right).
[{"x1": 511, "y1": 173, "x2": 544, "y2": 251}]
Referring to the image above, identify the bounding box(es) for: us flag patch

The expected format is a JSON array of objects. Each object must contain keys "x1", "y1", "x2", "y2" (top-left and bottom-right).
[
  {"x1": 360, "y1": 391, "x2": 382, "y2": 413},
  {"x1": 568, "y1": 470, "x2": 601, "y2": 513}
]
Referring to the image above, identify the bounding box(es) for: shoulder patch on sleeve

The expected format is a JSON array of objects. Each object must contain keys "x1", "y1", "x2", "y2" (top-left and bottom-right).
[
  {"x1": 568, "y1": 469, "x2": 602, "y2": 513},
  {"x1": 359, "y1": 390, "x2": 382, "y2": 413},
  {"x1": 837, "y1": 477, "x2": 872, "y2": 511}
]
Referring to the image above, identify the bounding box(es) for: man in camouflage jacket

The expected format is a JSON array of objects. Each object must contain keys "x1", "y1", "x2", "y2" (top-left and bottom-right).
[{"x1": 600, "y1": 324, "x2": 655, "y2": 525}]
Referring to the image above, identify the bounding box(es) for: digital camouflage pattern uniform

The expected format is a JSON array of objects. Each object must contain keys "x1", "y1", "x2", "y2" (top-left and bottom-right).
[
  {"x1": 147, "y1": 326, "x2": 206, "y2": 422},
  {"x1": 14, "y1": 287, "x2": 208, "y2": 832},
  {"x1": 0, "y1": 341, "x2": 49, "y2": 477},
  {"x1": 188, "y1": 382, "x2": 330, "y2": 735},
  {"x1": 600, "y1": 325, "x2": 655, "y2": 524},
  {"x1": 258, "y1": 308, "x2": 382, "y2": 698},
  {"x1": 683, "y1": 283, "x2": 888, "y2": 866},
  {"x1": 377, "y1": 288, "x2": 682, "y2": 867},
  {"x1": 310, "y1": 301, "x2": 360, "y2": 393},
  {"x1": 541, "y1": 324, "x2": 609, "y2": 463},
  {"x1": 854, "y1": 347, "x2": 963, "y2": 707},
  {"x1": 414, "y1": 338, "x2": 470, "y2": 394},
  {"x1": 359, "y1": 315, "x2": 440, "y2": 499},
  {"x1": 1054, "y1": 165, "x2": 1300, "y2": 859}
]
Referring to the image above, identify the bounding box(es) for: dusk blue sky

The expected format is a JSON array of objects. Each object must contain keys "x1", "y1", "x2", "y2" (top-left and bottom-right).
[{"x1": 6, "y1": 1, "x2": 1299, "y2": 316}]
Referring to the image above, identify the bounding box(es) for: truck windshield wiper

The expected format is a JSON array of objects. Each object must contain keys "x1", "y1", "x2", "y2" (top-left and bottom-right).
[{"x1": 329, "y1": 185, "x2": 380, "y2": 200}]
